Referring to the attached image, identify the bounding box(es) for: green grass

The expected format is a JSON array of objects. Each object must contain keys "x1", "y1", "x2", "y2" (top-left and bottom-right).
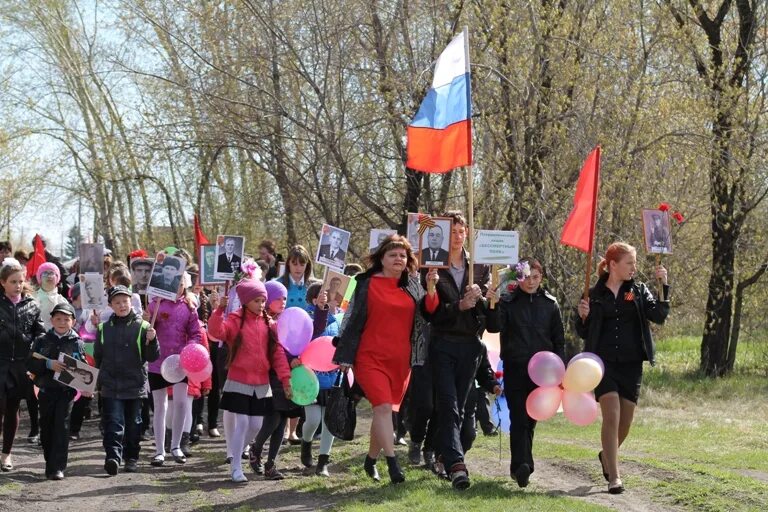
[{"x1": 281, "y1": 335, "x2": 768, "y2": 511}]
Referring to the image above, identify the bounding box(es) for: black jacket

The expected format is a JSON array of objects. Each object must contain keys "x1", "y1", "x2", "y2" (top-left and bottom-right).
[
  {"x1": 0, "y1": 292, "x2": 46, "y2": 397},
  {"x1": 575, "y1": 277, "x2": 670, "y2": 365},
  {"x1": 27, "y1": 329, "x2": 86, "y2": 390},
  {"x1": 422, "y1": 251, "x2": 490, "y2": 341},
  {"x1": 486, "y1": 287, "x2": 566, "y2": 363},
  {"x1": 94, "y1": 312, "x2": 159, "y2": 399},
  {"x1": 333, "y1": 270, "x2": 430, "y2": 367},
  {"x1": 475, "y1": 343, "x2": 499, "y2": 394}
]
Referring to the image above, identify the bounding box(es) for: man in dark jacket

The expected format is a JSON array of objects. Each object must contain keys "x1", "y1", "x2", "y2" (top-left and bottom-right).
[
  {"x1": 422, "y1": 211, "x2": 490, "y2": 490},
  {"x1": 94, "y1": 286, "x2": 158, "y2": 476},
  {"x1": 485, "y1": 258, "x2": 565, "y2": 488},
  {"x1": 27, "y1": 302, "x2": 85, "y2": 480}
]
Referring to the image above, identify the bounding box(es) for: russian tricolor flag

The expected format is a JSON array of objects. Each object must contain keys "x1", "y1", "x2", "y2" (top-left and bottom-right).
[{"x1": 406, "y1": 30, "x2": 472, "y2": 174}]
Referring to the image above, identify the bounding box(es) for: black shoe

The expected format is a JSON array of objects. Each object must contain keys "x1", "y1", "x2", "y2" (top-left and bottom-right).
[
  {"x1": 249, "y1": 451, "x2": 264, "y2": 475},
  {"x1": 300, "y1": 440, "x2": 313, "y2": 468},
  {"x1": 364, "y1": 455, "x2": 380, "y2": 482},
  {"x1": 386, "y1": 456, "x2": 405, "y2": 484},
  {"x1": 407, "y1": 441, "x2": 421, "y2": 465},
  {"x1": 450, "y1": 463, "x2": 470, "y2": 490},
  {"x1": 124, "y1": 459, "x2": 138, "y2": 473},
  {"x1": 164, "y1": 429, "x2": 171, "y2": 454},
  {"x1": 180, "y1": 432, "x2": 192, "y2": 457},
  {"x1": 288, "y1": 438, "x2": 302, "y2": 446},
  {"x1": 264, "y1": 460, "x2": 284, "y2": 480},
  {"x1": 598, "y1": 451, "x2": 609, "y2": 481},
  {"x1": 608, "y1": 479, "x2": 625, "y2": 494},
  {"x1": 514, "y1": 463, "x2": 531, "y2": 488},
  {"x1": 189, "y1": 431, "x2": 200, "y2": 445},
  {"x1": 483, "y1": 427, "x2": 499, "y2": 437},
  {"x1": 422, "y1": 450, "x2": 435, "y2": 470},
  {"x1": 104, "y1": 458, "x2": 119, "y2": 476},
  {"x1": 316, "y1": 454, "x2": 330, "y2": 477},
  {"x1": 47, "y1": 470, "x2": 64, "y2": 480},
  {"x1": 171, "y1": 448, "x2": 186, "y2": 464}
]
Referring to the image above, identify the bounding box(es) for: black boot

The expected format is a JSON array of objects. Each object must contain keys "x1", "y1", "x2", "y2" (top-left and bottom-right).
[
  {"x1": 315, "y1": 454, "x2": 330, "y2": 477},
  {"x1": 164, "y1": 429, "x2": 171, "y2": 453},
  {"x1": 301, "y1": 440, "x2": 313, "y2": 468},
  {"x1": 180, "y1": 432, "x2": 192, "y2": 457},
  {"x1": 364, "y1": 455, "x2": 380, "y2": 482},
  {"x1": 386, "y1": 455, "x2": 405, "y2": 484}
]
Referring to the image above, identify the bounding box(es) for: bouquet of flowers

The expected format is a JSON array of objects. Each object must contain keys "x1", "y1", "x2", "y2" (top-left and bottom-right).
[
  {"x1": 499, "y1": 261, "x2": 531, "y2": 294},
  {"x1": 232, "y1": 258, "x2": 262, "y2": 285}
]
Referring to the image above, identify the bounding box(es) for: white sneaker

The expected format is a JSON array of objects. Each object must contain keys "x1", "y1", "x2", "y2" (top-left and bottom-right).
[
  {"x1": 209, "y1": 428, "x2": 221, "y2": 438},
  {"x1": 0, "y1": 453, "x2": 12, "y2": 472},
  {"x1": 231, "y1": 468, "x2": 248, "y2": 483},
  {"x1": 195, "y1": 424, "x2": 204, "y2": 435}
]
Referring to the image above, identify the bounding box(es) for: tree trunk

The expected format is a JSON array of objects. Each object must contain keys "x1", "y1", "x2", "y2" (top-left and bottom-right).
[{"x1": 727, "y1": 262, "x2": 768, "y2": 371}]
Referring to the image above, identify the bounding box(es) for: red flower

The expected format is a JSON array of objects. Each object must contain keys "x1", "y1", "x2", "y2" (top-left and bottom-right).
[
  {"x1": 129, "y1": 249, "x2": 148, "y2": 258},
  {"x1": 507, "y1": 282, "x2": 518, "y2": 292},
  {"x1": 672, "y1": 211, "x2": 685, "y2": 224},
  {"x1": 658, "y1": 202, "x2": 670, "y2": 212},
  {"x1": 494, "y1": 371, "x2": 504, "y2": 379}
]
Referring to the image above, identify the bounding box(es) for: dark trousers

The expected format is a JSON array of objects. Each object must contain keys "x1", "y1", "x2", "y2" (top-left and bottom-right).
[
  {"x1": 101, "y1": 397, "x2": 142, "y2": 463},
  {"x1": 209, "y1": 342, "x2": 226, "y2": 429},
  {"x1": 192, "y1": 397, "x2": 204, "y2": 428},
  {"x1": 70, "y1": 395, "x2": 92, "y2": 434},
  {"x1": 407, "y1": 361, "x2": 437, "y2": 452},
  {"x1": 432, "y1": 339, "x2": 482, "y2": 470},
  {"x1": 39, "y1": 388, "x2": 75, "y2": 474},
  {"x1": 503, "y1": 361, "x2": 538, "y2": 473},
  {"x1": 0, "y1": 391, "x2": 22, "y2": 454},
  {"x1": 25, "y1": 381, "x2": 39, "y2": 435},
  {"x1": 474, "y1": 386, "x2": 495, "y2": 434},
  {"x1": 253, "y1": 410, "x2": 286, "y2": 462},
  {"x1": 460, "y1": 384, "x2": 479, "y2": 454}
]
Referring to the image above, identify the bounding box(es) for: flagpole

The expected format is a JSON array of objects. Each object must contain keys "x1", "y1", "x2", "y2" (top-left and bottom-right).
[
  {"x1": 463, "y1": 26, "x2": 475, "y2": 286},
  {"x1": 583, "y1": 146, "x2": 601, "y2": 299}
]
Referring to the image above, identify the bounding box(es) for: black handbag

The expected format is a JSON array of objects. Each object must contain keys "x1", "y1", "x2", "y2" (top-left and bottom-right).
[{"x1": 324, "y1": 371, "x2": 356, "y2": 441}]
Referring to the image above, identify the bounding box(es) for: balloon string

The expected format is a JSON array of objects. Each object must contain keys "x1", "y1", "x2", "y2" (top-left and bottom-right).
[{"x1": 495, "y1": 397, "x2": 502, "y2": 463}]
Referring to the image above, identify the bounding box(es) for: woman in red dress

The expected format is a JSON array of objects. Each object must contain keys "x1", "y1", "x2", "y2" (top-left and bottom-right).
[{"x1": 333, "y1": 235, "x2": 438, "y2": 484}]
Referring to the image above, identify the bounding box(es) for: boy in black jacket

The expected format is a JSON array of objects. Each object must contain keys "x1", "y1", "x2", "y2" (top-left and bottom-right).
[
  {"x1": 94, "y1": 286, "x2": 158, "y2": 476},
  {"x1": 27, "y1": 302, "x2": 85, "y2": 480}
]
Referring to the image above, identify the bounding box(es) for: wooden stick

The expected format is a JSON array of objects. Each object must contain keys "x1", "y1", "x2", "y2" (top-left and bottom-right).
[
  {"x1": 149, "y1": 297, "x2": 162, "y2": 328},
  {"x1": 655, "y1": 253, "x2": 662, "y2": 295},
  {"x1": 467, "y1": 166, "x2": 475, "y2": 286},
  {"x1": 490, "y1": 264, "x2": 499, "y2": 309},
  {"x1": 583, "y1": 251, "x2": 593, "y2": 300}
]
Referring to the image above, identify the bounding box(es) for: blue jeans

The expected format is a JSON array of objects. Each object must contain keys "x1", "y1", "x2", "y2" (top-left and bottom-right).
[{"x1": 101, "y1": 397, "x2": 142, "y2": 463}]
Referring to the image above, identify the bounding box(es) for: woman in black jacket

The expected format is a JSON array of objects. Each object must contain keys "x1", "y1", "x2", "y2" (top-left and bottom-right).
[
  {"x1": 0, "y1": 258, "x2": 46, "y2": 471},
  {"x1": 486, "y1": 257, "x2": 565, "y2": 488},
  {"x1": 576, "y1": 242, "x2": 669, "y2": 495}
]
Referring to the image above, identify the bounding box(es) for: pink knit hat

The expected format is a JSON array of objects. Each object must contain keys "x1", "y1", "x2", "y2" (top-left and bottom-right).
[
  {"x1": 236, "y1": 278, "x2": 267, "y2": 306},
  {"x1": 265, "y1": 281, "x2": 288, "y2": 306},
  {"x1": 36, "y1": 262, "x2": 61, "y2": 285}
]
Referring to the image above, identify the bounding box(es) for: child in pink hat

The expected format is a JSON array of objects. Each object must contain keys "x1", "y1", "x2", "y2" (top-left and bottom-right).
[{"x1": 36, "y1": 262, "x2": 69, "y2": 330}]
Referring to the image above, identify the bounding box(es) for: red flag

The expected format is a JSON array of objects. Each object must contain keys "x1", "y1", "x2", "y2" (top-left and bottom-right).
[
  {"x1": 560, "y1": 146, "x2": 601, "y2": 253},
  {"x1": 26, "y1": 234, "x2": 46, "y2": 280},
  {"x1": 194, "y1": 214, "x2": 209, "y2": 251}
]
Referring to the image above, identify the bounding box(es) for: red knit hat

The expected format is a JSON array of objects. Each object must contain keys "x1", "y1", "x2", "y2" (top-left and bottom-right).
[{"x1": 236, "y1": 278, "x2": 267, "y2": 306}]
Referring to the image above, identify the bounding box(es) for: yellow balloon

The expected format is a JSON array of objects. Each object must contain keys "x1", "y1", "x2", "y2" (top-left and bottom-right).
[{"x1": 563, "y1": 358, "x2": 603, "y2": 392}]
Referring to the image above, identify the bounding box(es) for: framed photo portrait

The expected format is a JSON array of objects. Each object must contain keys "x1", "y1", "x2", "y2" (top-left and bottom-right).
[
  {"x1": 79, "y1": 273, "x2": 105, "y2": 309},
  {"x1": 642, "y1": 209, "x2": 673, "y2": 255},
  {"x1": 213, "y1": 235, "x2": 246, "y2": 281},
  {"x1": 148, "y1": 253, "x2": 187, "y2": 301},
  {"x1": 129, "y1": 258, "x2": 153, "y2": 295},
  {"x1": 321, "y1": 268, "x2": 351, "y2": 310},
  {"x1": 54, "y1": 353, "x2": 99, "y2": 394},
  {"x1": 406, "y1": 213, "x2": 422, "y2": 254},
  {"x1": 315, "y1": 224, "x2": 351, "y2": 272},
  {"x1": 418, "y1": 216, "x2": 453, "y2": 269},
  {"x1": 369, "y1": 229, "x2": 397, "y2": 253},
  {"x1": 79, "y1": 243, "x2": 104, "y2": 275},
  {"x1": 199, "y1": 244, "x2": 225, "y2": 286}
]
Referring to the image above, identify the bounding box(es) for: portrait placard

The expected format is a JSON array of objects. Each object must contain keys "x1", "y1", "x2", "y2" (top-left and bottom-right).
[
  {"x1": 79, "y1": 273, "x2": 105, "y2": 309},
  {"x1": 54, "y1": 353, "x2": 99, "y2": 394},
  {"x1": 369, "y1": 229, "x2": 397, "y2": 253},
  {"x1": 642, "y1": 209, "x2": 673, "y2": 255},
  {"x1": 79, "y1": 243, "x2": 104, "y2": 275},
  {"x1": 130, "y1": 258, "x2": 153, "y2": 295},
  {"x1": 418, "y1": 216, "x2": 453, "y2": 269},
  {"x1": 147, "y1": 253, "x2": 187, "y2": 301},
  {"x1": 277, "y1": 261, "x2": 286, "y2": 278},
  {"x1": 406, "y1": 213, "x2": 422, "y2": 254},
  {"x1": 213, "y1": 235, "x2": 245, "y2": 281},
  {"x1": 474, "y1": 230, "x2": 520, "y2": 266},
  {"x1": 315, "y1": 224, "x2": 351, "y2": 272},
  {"x1": 321, "y1": 268, "x2": 352, "y2": 310},
  {"x1": 199, "y1": 245, "x2": 225, "y2": 286}
]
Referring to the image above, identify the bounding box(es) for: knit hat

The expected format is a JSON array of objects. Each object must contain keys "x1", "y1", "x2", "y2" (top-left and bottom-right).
[
  {"x1": 51, "y1": 302, "x2": 76, "y2": 318},
  {"x1": 36, "y1": 262, "x2": 61, "y2": 285},
  {"x1": 108, "y1": 285, "x2": 133, "y2": 302},
  {"x1": 236, "y1": 279, "x2": 267, "y2": 306},
  {"x1": 265, "y1": 281, "x2": 288, "y2": 306}
]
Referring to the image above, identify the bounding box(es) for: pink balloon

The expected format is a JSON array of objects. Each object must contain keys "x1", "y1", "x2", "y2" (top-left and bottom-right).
[
  {"x1": 74, "y1": 390, "x2": 82, "y2": 402},
  {"x1": 570, "y1": 352, "x2": 605, "y2": 375},
  {"x1": 562, "y1": 390, "x2": 599, "y2": 426},
  {"x1": 525, "y1": 386, "x2": 562, "y2": 421},
  {"x1": 527, "y1": 351, "x2": 566, "y2": 387},
  {"x1": 185, "y1": 360, "x2": 213, "y2": 383},
  {"x1": 347, "y1": 368, "x2": 354, "y2": 387},
  {"x1": 180, "y1": 343, "x2": 209, "y2": 373},
  {"x1": 301, "y1": 336, "x2": 339, "y2": 372}
]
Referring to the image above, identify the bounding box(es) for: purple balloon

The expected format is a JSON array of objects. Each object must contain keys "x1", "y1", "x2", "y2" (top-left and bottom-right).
[
  {"x1": 570, "y1": 352, "x2": 605, "y2": 375},
  {"x1": 277, "y1": 307, "x2": 313, "y2": 355},
  {"x1": 527, "y1": 351, "x2": 566, "y2": 387}
]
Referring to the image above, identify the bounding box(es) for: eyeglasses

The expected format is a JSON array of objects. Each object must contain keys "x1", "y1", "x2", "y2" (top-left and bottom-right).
[{"x1": 41, "y1": 271, "x2": 56, "y2": 278}]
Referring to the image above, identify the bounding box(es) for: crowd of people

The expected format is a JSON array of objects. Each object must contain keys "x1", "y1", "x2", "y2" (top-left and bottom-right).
[{"x1": 0, "y1": 216, "x2": 670, "y2": 495}]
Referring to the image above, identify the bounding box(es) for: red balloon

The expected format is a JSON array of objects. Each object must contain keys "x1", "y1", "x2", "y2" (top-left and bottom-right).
[
  {"x1": 180, "y1": 343, "x2": 209, "y2": 373},
  {"x1": 525, "y1": 386, "x2": 562, "y2": 421},
  {"x1": 301, "y1": 336, "x2": 339, "y2": 372}
]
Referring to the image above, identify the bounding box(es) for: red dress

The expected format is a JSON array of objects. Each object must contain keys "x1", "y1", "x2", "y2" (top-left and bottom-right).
[{"x1": 354, "y1": 276, "x2": 415, "y2": 409}]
